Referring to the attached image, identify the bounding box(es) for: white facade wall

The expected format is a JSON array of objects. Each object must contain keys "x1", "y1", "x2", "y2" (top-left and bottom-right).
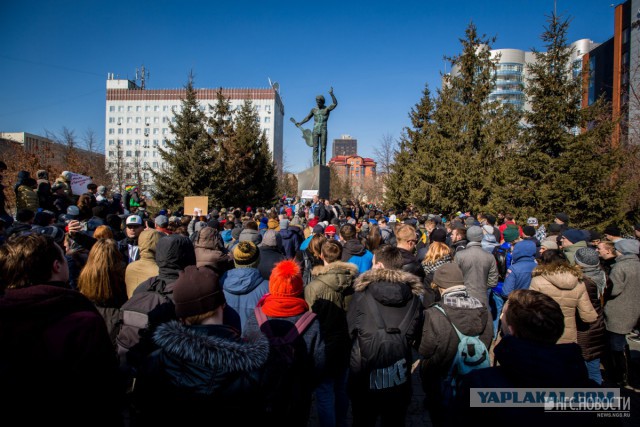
[{"x1": 105, "y1": 77, "x2": 284, "y2": 193}]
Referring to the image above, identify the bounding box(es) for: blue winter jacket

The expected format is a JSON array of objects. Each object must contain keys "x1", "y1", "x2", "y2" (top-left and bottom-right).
[
  {"x1": 221, "y1": 268, "x2": 269, "y2": 332},
  {"x1": 501, "y1": 240, "x2": 537, "y2": 297}
]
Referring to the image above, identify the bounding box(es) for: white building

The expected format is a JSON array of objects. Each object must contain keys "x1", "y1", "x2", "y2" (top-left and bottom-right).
[
  {"x1": 105, "y1": 74, "x2": 284, "y2": 193},
  {"x1": 449, "y1": 39, "x2": 599, "y2": 113}
]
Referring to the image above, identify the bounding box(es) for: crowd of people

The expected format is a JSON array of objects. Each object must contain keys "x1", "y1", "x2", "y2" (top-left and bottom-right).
[{"x1": 0, "y1": 163, "x2": 639, "y2": 426}]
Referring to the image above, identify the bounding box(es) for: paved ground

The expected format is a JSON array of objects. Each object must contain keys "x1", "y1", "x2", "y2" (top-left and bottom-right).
[{"x1": 307, "y1": 338, "x2": 640, "y2": 426}]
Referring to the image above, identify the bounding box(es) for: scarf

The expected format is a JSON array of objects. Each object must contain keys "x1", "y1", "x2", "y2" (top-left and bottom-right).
[
  {"x1": 258, "y1": 293, "x2": 309, "y2": 318},
  {"x1": 581, "y1": 265, "x2": 607, "y2": 299}
]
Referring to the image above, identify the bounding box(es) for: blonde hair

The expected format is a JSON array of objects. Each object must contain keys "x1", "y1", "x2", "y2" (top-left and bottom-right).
[
  {"x1": 423, "y1": 242, "x2": 452, "y2": 264},
  {"x1": 93, "y1": 225, "x2": 114, "y2": 240},
  {"x1": 395, "y1": 224, "x2": 416, "y2": 243},
  {"x1": 78, "y1": 239, "x2": 126, "y2": 306}
]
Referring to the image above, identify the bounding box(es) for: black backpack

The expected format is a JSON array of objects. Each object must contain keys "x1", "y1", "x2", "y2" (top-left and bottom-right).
[
  {"x1": 116, "y1": 277, "x2": 175, "y2": 371},
  {"x1": 492, "y1": 245, "x2": 510, "y2": 282},
  {"x1": 254, "y1": 307, "x2": 316, "y2": 415},
  {"x1": 350, "y1": 291, "x2": 420, "y2": 391},
  {"x1": 301, "y1": 251, "x2": 313, "y2": 286}
]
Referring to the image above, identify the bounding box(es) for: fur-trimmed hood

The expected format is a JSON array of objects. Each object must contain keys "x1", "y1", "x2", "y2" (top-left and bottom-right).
[
  {"x1": 153, "y1": 321, "x2": 269, "y2": 371},
  {"x1": 531, "y1": 263, "x2": 582, "y2": 290},
  {"x1": 310, "y1": 261, "x2": 359, "y2": 293},
  {"x1": 354, "y1": 268, "x2": 424, "y2": 296}
]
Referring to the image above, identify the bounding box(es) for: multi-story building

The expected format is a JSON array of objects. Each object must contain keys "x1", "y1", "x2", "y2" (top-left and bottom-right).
[
  {"x1": 332, "y1": 134, "x2": 358, "y2": 158},
  {"x1": 0, "y1": 131, "x2": 105, "y2": 176},
  {"x1": 105, "y1": 74, "x2": 284, "y2": 193},
  {"x1": 448, "y1": 40, "x2": 599, "y2": 114},
  {"x1": 328, "y1": 155, "x2": 376, "y2": 179},
  {"x1": 585, "y1": 0, "x2": 640, "y2": 145}
]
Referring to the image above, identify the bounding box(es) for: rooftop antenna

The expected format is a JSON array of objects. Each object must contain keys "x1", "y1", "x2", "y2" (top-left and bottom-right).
[{"x1": 135, "y1": 65, "x2": 150, "y2": 89}]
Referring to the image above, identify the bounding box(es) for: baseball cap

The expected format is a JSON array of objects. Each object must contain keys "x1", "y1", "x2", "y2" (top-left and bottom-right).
[{"x1": 126, "y1": 215, "x2": 143, "y2": 226}]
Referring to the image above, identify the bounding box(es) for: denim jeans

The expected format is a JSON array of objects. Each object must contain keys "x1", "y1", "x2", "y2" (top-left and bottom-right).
[
  {"x1": 488, "y1": 289, "x2": 504, "y2": 339},
  {"x1": 315, "y1": 368, "x2": 349, "y2": 427},
  {"x1": 585, "y1": 359, "x2": 602, "y2": 385}
]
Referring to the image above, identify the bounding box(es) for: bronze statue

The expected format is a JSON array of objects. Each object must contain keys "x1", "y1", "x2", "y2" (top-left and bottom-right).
[{"x1": 292, "y1": 87, "x2": 337, "y2": 167}]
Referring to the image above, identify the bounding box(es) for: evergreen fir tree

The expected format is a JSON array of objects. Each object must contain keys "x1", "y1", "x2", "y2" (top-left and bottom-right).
[
  {"x1": 151, "y1": 73, "x2": 211, "y2": 210},
  {"x1": 523, "y1": 13, "x2": 625, "y2": 227}
]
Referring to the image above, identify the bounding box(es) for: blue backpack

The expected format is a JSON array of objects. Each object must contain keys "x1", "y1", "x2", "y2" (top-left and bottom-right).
[{"x1": 434, "y1": 305, "x2": 490, "y2": 406}]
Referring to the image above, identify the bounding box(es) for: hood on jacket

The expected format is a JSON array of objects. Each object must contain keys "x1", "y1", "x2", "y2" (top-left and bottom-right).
[
  {"x1": 155, "y1": 234, "x2": 196, "y2": 283},
  {"x1": 221, "y1": 268, "x2": 266, "y2": 295},
  {"x1": 531, "y1": 262, "x2": 582, "y2": 290},
  {"x1": 439, "y1": 288, "x2": 488, "y2": 336},
  {"x1": 138, "y1": 229, "x2": 163, "y2": 260},
  {"x1": 153, "y1": 321, "x2": 268, "y2": 372},
  {"x1": 195, "y1": 227, "x2": 225, "y2": 251},
  {"x1": 354, "y1": 268, "x2": 423, "y2": 306},
  {"x1": 341, "y1": 239, "x2": 367, "y2": 260},
  {"x1": 512, "y1": 239, "x2": 536, "y2": 263},
  {"x1": 354, "y1": 268, "x2": 423, "y2": 295},
  {"x1": 310, "y1": 261, "x2": 358, "y2": 293}
]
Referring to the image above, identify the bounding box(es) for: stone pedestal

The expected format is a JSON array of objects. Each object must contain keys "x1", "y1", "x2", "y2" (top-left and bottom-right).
[{"x1": 297, "y1": 165, "x2": 330, "y2": 199}]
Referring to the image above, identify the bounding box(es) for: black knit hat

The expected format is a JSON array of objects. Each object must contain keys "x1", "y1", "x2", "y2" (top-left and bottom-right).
[
  {"x1": 555, "y1": 212, "x2": 569, "y2": 224},
  {"x1": 173, "y1": 266, "x2": 225, "y2": 318}
]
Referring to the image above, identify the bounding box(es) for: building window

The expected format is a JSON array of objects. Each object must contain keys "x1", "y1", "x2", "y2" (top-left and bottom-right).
[
  {"x1": 126, "y1": 117, "x2": 132, "y2": 124},
  {"x1": 126, "y1": 139, "x2": 132, "y2": 146},
  {"x1": 153, "y1": 117, "x2": 159, "y2": 123},
  {"x1": 126, "y1": 151, "x2": 132, "y2": 157},
  {"x1": 118, "y1": 128, "x2": 124, "y2": 135},
  {"x1": 118, "y1": 106, "x2": 124, "y2": 112},
  {"x1": 108, "y1": 151, "x2": 114, "y2": 157},
  {"x1": 264, "y1": 116, "x2": 271, "y2": 123},
  {"x1": 154, "y1": 106, "x2": 159, "y2": 112},
  {"x1": 162, "y1": 128, "x2": 168, "y2": 135},
  {"x1": 153, "y1": 139, "x2": 159, "y2": 147},
  {"x1": 135, "y1": 128, "x2": 141, "y2": 135},
  {"x1": 163, "y1": 106, "x2": 168, "y2": 112},
  {"x1": 145, "y1": 106, "x2": 150, "y2": 112},
  {"x1": 109, "y1": 106, "x2": 115, "y2": 112},
  {"x1": 135, "y1": 139, "x2": 141, "y2": 145},
  {"x1": 153, "y1": 162, "x2": 158, "y2": 168},
  {"x1": 265, "y1": 105, "x2": 271, "y2": 112},
  {"x1": 108, "y1": 139, "x2": 115, "y2": 145},
  {"x1": 143, "y1": 173, "x2": 149, "y2": 179},
  {"x1": 109, "y1": 117, "x2": 115, "y2": 123},
  {"x1": 143, "y1": 151, "x2": 148, "y2": 157},
  {"x1": 127, "y1": 106, "x2": 132, "y2": 112},
  {"x1": 108, "y1": 128, "x2": 115, "y2": 134}
]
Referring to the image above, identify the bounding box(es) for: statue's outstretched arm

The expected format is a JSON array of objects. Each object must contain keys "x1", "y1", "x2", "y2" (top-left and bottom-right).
[
  {"x1": 297, "y1": 110, "x2": 314, "y2": 126},
  {"x1": 328, "y1": 88, "x2": 337, "y2": 110}
]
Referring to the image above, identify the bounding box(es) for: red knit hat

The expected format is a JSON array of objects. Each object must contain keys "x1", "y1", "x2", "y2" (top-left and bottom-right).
[
  {"x1": 269, "y1": 259, "x2": 303, "y2": 297},
  {"x1": 325, "y1": 225, "x2": 336, "y2": 236}
]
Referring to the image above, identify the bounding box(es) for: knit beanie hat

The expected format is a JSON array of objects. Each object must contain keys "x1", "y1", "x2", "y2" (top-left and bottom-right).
[
  {"x1": 548, "y1": 223, "x2": 561, "y2": 233},
  {"x1": 325, "y1": 225, "x2": 337, "y2": 236},
  {"x1": 562, "y1": 229, "x2": 583, "y2": 245},
  {"x1": 155, "y1": 215, "x2": 169, "y2": 228},
  {"x1": 433, "y1": 263, "x2": 465, "y2": 289},
  {"x1": 603, "y1": 225, "x2": 622, "y2": 237},
  {"x1": 97, "y1": 185, "x2": 107, "y2": 195},
  {"x1": 173, "y1": 266, "x2": 225, "y2": 318},
  {"x1": 574, "y1": 247, "x2": 600, "y2": 268},
  {"x1": 503, "y1": 226, "x2": 519, "y2": 243},
  {"x1": 523, "y1": 225, "x2": 536, "y2": 237},
  {"x1": 464, "y1": 217, "x2": 476, "y2": 228},
  {"x1": 430, "y1": 228, "x2": 447, "y2": 243},
  {"x1": 312, "y1": 223, "x2": 325, "y2": 235},
  {"x1": 269, "y1": 260, "x2": 303, "y2": 297},
  {"x1": 233, "y1": 241, "x2": 260, "y2": 268},
  {"x1": 466, "y1": 226, "x2": 483, "y2": 242},
  {"x1": 555, "y1": 212, "x2": 569, "y2": 224},
  {"x1": 614, "y1": 238, "x2": 640, "y2": 256}
]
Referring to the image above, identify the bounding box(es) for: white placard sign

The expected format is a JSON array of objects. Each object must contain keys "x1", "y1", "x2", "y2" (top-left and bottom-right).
[
  {"x1": 70, "y1": 173, "x2": 93, "y2": 195},
  {"x1": 301, "y1": 190, "x2": 318, "y2": 200}
]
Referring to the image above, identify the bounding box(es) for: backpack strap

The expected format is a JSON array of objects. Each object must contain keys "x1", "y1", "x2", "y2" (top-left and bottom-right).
[
  {"x1": 434, "y1": 304, "x2": 465, "y2": 342},
  {"x1": 283, "y1": 311, "x2": 317, "y2": 342},
  {"x1": 254, "y1": 306, "x2": 275, "y2": 338}
]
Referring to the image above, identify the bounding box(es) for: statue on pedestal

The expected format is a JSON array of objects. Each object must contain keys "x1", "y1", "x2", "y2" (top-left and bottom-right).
[{"x1": 291, "y1": 87, "x2": 338, "y2": 167}]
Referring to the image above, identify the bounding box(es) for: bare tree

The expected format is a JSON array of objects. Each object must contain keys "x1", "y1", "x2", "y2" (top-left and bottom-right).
[
  {"x1": 373, "y1": 133, "x2": 397, "y2": 175},
  {"x1": 107, "y1": 139, "x2": 126, "y2": 194},
  {"x1": 82, "y1": 128, "x2": 99, "y2": 153}
]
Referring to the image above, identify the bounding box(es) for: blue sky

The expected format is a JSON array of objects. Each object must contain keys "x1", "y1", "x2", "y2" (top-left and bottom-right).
[{"x1": 0, "y1": 0, "x2": 616, "y2": 173}]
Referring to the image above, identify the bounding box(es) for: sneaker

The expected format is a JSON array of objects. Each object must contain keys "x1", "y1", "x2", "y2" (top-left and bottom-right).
[{"x1": 627, "y1": 334, "x2": 640, "y2": 343}]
